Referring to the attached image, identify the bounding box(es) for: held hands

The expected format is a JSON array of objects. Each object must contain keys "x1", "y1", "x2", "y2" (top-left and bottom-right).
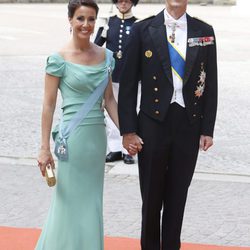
[
  {"x1": 200, "y1": 135, "x2": 213, "y2": 151},
  {"x1": 37, "y1": 149, "x2": 55, "y2": 177},
  {"x1": 123, "y1": 133, "x2": 144, "y2": 156}
]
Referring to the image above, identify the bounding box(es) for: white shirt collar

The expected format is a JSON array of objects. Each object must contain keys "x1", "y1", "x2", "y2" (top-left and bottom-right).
[{"x1": 164, "y1": 9, "x2": 187, "y2": 28}]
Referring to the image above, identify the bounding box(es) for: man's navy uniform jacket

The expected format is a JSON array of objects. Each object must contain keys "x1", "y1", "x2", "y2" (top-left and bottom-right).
[{"x1": 118, "y1": 11, "x2": 217, "y2": 138}]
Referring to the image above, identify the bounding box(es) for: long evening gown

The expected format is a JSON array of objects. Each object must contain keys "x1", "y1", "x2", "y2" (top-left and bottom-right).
[{"x1": 35, "y1": 48, "x2": 115, "y2": 250}]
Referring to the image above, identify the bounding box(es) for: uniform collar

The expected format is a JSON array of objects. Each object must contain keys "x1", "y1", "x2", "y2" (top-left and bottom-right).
[{"x1": 117, "y1": 9, "x2": 134, "y2": 19}]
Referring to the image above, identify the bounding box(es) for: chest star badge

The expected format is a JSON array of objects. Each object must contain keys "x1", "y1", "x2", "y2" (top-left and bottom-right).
[{"x1": 195, "y1": 62, "x2": 206, "y2": 98}]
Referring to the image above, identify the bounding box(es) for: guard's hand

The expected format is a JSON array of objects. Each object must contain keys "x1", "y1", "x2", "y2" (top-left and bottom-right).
[
  {"x1": 37, "y1": 149, "x2": 55, "y2": 177},
  {"x1": 200, "y1": 135, "x2": 213, "y2": 151}
]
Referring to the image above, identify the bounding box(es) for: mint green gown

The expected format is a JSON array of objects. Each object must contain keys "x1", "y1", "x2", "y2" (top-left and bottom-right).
[{"x1": 35, "y1": 49, "x2": 115, "y2": 250}]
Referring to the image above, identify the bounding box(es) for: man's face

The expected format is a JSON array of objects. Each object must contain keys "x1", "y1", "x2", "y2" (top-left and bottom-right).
[
  {"x1": 166, "y1": 0, "x2": 188, "y2": 11},
  {"x1": 116, "y1": 0, "x2": 133, "y2": 14}
]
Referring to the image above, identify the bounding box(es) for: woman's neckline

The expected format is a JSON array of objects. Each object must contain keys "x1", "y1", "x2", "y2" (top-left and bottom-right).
[{"x1": 55, "y1": 50, "x2": 106, "y2": 67}]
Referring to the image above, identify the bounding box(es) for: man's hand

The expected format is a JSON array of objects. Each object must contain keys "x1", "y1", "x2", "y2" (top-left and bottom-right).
[
  {"x1": 123, "y1": 133, "x2": 143, "y2": 156},
  {"x1": 200, "y1": 135, "x2": 213, "y2": 151}
]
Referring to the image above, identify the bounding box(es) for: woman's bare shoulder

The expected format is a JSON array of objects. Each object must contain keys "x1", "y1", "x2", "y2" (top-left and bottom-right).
[
  {"x1": 57, "y1": 43, "x2": 71, "y2": 58},
  {"x1": 92, "y1": 43, "x2": 106, "y2": 57}
]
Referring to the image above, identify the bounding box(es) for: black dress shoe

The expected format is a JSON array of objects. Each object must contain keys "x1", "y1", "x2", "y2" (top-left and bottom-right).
[
  {"x1": 123, "y1": 154, "x2": 135, "y2": 164},
  {"x1": 106, "y1": 151, "x2": 123, "y2": 162}
]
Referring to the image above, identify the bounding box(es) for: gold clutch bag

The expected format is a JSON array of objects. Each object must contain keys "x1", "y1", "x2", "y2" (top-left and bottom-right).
[{"x1": 45, "y1": 164, "x2": 56, "y2": 187}]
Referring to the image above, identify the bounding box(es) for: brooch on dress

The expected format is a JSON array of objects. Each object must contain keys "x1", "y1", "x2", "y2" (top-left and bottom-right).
[{"x1": 195, "y1": 62, "x2": 206, "y2": 98}]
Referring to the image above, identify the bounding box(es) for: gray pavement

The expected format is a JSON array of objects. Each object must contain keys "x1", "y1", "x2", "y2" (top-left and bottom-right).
[
  {"x1": 1, "y1": 160, "x2": 250, "y2": 246},
  {"x1": 0, "y1": 2, "x2": 250, "y2": 248}
]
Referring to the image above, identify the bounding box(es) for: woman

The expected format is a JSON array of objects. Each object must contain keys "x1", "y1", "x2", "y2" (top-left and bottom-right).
[{"x1": 36, "y1": 0, "x2": 125, "y2": 249}]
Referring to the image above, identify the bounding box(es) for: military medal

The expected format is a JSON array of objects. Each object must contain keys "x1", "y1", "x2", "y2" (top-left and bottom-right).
[
  {"x1": 126, "y1": 26, "x2": 131, "y2": 35},
  {"x1": 145, "y1": 50, "x2": 152, "y2": 58},
  {"x1": 194, "y1": 85, "x2": 205, "y2": 98},
  {"x1": 169, "y1": 23, "x2": 177, "y2": 43},
  {"x1": 116, "y1": 50, "x2": 123, "y2": 59},
  {"x1": 195, "y1": 63, "x2": 206, "y2": 98},
  {"x1": 198, "y1": 63, "x2": 206, "y2": 84}
]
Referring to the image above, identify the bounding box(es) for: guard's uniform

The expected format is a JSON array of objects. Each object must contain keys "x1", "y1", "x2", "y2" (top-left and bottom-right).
[
  {"x1": 95, "y1": 11, "x2": 138, "y2": 155},
  {"x1": 95, "y1": 13, "x2": 137, "y2": 83}
]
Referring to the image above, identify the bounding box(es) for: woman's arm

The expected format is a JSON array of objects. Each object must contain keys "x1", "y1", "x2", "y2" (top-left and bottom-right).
[
  {"x1": 104, "y1": 78, "x2": 119, "y2": 129},
  {"x1": 37, "y1": 73, "x2": 59, "y2": 176},
  {"x1": 104, "y1": 78, "x2": 140, "y2": 155}
]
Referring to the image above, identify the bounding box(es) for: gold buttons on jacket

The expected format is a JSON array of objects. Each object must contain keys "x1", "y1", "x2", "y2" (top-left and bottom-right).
[
  {"x1": 153, "y1": 76, "x2": 157, "y2": 80},
  {"x1": 154, "y1": 87, "x2": 158, "y2": 92},
  {"x1": 145, "y1": 50, "x2": 152, "y2": 58},
  {"x1": 154, "y1": 99, "x2": 159, "y2": 103},
  {"x1": 194, "y1": 102, "x2": 197, "y2": 105},
  {"x1": 155, "y1": 110, "x2": 160, "y2": 115},
  {"x1": 193, "y1": 114, "x2": 196, "y2": 117}
]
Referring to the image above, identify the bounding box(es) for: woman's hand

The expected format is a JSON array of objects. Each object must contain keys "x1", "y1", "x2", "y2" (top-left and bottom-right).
[
  {"x1": 37, "y1": 149, "x2": 55, "y2": 177},
  {"x1": 123, "y1": 133, "x2": 143, "y2": 156}
]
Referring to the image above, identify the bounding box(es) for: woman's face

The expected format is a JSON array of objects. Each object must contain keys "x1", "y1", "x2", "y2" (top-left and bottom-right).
[{"x1": 69, "y1": 5, "x2": 96, "y2": 39}]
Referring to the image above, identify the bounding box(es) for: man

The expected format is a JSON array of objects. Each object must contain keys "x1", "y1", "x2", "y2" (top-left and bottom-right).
[
  {"x1": 94, "y1": 0, "x2": 139, "y2": 164},
  {"x1": 118, "y1": 0, "x2": 217, "y2": 249}
]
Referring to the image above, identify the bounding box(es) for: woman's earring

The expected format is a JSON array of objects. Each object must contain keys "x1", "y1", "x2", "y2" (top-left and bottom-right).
[{"x1": 70, "y1": 26, "x2": 72, "y2": 34}]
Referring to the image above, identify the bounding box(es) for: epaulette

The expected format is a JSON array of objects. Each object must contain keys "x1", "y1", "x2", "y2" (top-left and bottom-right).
[
  {"x1": 193, "y1": 16, "x2": 211, "y2": 26},
  {"x1": 135, "y1": 15, "x2": 155, "y2": 23}
]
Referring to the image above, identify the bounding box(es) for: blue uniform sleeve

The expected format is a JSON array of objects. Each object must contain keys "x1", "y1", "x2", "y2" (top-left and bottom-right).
[{"x1": 94, "y1": 27, "x2": 106, "y2": 46}]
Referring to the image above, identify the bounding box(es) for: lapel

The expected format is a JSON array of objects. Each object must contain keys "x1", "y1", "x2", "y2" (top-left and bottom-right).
[
  {"x1": 183, "y1": 14, "x2": 202, "y2": 85},
  {"x1": 149, "y1": 10, "x2": 173, "y2": 84}
]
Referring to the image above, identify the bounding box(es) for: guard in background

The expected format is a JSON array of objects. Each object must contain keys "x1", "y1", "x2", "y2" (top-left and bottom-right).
[{"x1": 94, "y1": 0, "x2": 139, "y2": 164}]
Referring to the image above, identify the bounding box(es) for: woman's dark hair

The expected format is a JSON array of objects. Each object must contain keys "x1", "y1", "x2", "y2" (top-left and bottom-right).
[{"x1": 68, "y1": 0, "x2": 99, "y2": 18}]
